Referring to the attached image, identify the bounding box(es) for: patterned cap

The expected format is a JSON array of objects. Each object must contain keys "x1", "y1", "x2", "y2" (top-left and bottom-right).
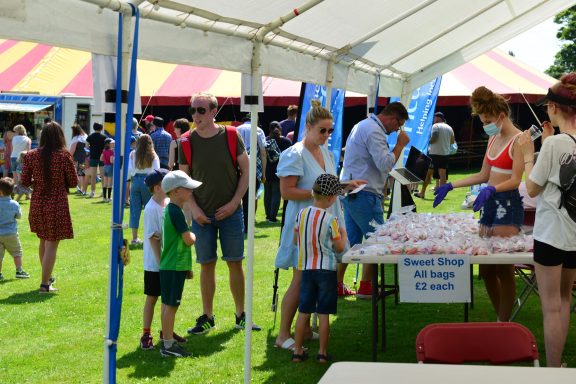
[{"x1": 312, "y1": 173, "x2": 343, "y2": 196}]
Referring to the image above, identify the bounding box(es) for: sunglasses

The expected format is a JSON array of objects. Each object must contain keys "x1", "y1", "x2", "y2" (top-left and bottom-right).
[
  {"x1": 319, "y1": 128, "x2": 334, "y2": 135},
  {"x1": 189, "y1": 107, "x2": 208, "y2": 115}
]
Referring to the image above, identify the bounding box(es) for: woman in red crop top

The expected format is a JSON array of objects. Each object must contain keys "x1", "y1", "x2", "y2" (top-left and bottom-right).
[{"x1": 433, "y1": 86, "x2": 525, "y2": 322}]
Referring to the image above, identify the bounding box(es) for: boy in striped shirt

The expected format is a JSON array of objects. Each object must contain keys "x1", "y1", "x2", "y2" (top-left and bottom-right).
[{"x1": 291, "y1": 174, "x2": 348, "y2": 363}]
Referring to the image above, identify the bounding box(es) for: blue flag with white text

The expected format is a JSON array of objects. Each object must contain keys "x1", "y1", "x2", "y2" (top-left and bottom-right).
[
  {"x1": 388, "y1": 76, "x2": 442, "y2": 165},
  {"x1": 297, "y1": 83, "x2": 345, "y2": 171}
]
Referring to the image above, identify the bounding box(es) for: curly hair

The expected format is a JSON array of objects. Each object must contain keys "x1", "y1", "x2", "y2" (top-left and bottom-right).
[
  {"x1": 470, "y1": 86, "x2": 510, "y2": 117},
  {"x1": 134, "y1": 134, "x2": 155, "y2": 169}
]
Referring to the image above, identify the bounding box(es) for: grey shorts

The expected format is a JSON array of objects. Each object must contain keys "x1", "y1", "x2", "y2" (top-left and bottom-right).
[{"x1": 0, "y1": 233, "x2": 23, "y2": 259}]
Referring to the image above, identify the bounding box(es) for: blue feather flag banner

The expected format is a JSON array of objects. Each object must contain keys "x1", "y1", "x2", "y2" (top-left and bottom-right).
[
  {"x1": 296, "y1": 83, "x2": 345, "y2": 171},
  {"x1": 388, "y1": 76, "x2": 442, "y2": 165}
]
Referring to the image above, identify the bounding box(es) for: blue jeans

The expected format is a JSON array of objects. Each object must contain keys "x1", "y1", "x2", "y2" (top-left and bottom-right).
[
  {"x1": 129, "y1": 174, "x2": 152, "y2": 229},
  {"x1": 342, "y1": 190, "x2": 384, "y2": 246},
  {"x1": 192, "y1": 207, "x2": 244, "y2": 264},
  {"x1": 264, "y1": 180, "x2": 281, "y2": 220}
]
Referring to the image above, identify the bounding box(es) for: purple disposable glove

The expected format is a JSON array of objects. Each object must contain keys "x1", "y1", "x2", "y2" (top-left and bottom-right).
[
  {"x1": 432, "y1": 183, "x2": 453, "y2": 208},
  {"x1": 472, "y1": 186, "x2": 496, "y2": 212}
]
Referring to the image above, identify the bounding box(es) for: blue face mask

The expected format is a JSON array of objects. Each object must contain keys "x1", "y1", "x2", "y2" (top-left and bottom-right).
[{"x1": 482, "y1": 117, "x2": 502, "y2": 136}]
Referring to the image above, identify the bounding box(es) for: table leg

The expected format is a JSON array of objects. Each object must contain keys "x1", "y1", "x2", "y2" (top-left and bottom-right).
[
  {"x1": 381, "y1": 263, "x2": 386, "y2": 352},
  {"x1": 372, "y1": 263, "x2": 378, "y2": 362},
  {"x1": 470, "y1": 264, "x2": 474, "y2": 309}
]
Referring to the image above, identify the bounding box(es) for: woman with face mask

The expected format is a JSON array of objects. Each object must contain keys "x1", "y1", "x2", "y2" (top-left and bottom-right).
[{"x1": 433, "y1": 86, "x2": 525, "y2": 322}]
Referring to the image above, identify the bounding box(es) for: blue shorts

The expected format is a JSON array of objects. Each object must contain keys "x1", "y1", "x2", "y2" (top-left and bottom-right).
[
  {"x1": 10, "y1": 158, "x2": 20, "y2": 173},
  {"x1": 479, "y1": 189, "x2": 524, "y2": 229},
  {"x1": 342, "y1": 190, "x2": 384, "y2": 247},
  {"x1": 299, "y1": 269, "x2": 337, "y2": 315},
  {"x1": 103, "y1": 165, "x2": 113, "y2": 177},
  {"x1": 192, "y1": 207, "x2": 244, "y2": 264}
]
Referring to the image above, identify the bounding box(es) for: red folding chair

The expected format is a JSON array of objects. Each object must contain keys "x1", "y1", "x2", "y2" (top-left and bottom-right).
[{"x1": 416, "y1": 322, "x2": 539, "y2": 366}]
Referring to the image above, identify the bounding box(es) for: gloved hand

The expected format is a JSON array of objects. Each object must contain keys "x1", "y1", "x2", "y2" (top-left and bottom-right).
[
  {"x1": 472, "y1": 186, "x2": 496, "y2": 212},
  {"x1": 432, "y1": 183, "x2": 453, "y2": 208}
]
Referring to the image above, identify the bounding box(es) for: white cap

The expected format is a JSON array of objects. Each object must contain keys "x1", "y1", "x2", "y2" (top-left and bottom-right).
[{"x1": 161, "y1": 170, "x2": 202, "y2": 193}]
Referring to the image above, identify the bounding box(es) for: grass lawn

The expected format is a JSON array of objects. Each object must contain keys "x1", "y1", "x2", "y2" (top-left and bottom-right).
[{"x1": 1, "y1": 169, "x2": 575, "y2": 383}]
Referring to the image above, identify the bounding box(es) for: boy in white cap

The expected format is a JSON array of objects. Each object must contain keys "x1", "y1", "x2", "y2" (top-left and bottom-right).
[
  {"x1": 291, "y1": 173, "x2": 348, "y2": 363},
  {"x1": 159, "y1": 170, "x2": 202, "y2": 357}
]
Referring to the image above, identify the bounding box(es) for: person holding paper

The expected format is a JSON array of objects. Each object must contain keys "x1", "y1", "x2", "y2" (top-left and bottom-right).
[
  {"x1": 339, "y1": 102, "x2": 410, "y2": 298},
  {"x1": 433, "y1": 86, "x2": 525, "y2": 322}
]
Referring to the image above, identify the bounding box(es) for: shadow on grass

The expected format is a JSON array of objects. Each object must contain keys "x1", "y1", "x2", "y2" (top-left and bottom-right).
[
  {"x1": 0, "y1": 289, "x2": 57, "y2": 304},
  {"x1": 116, "y1": 328, "x2": 236, "y2": 380}
]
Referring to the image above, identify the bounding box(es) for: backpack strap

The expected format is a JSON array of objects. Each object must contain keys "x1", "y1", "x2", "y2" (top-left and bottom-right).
[
  {"x1": 225, "y1": 126, "x2": 238, "y2": 169},
  {"x1": 565, "y1": 133, "x2": 576, "y2": 145},
  {"x1": 180, "y1": 129, "x2": 193, "y2": 170}
]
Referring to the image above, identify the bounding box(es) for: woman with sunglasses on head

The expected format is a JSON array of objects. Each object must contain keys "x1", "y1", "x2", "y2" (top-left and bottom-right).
[
  {"x1": 274, "y1": 100, "x2": 362, "y2": 351},
  {"x1": 517, "y1": 73, "x2": 576, "y2": 367},
  {"x1": 434, "y1": 86, "x2": 525, "y2": 322}
]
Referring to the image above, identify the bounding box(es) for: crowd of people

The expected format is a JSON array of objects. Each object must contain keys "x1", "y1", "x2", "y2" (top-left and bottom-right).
[{"x1": 2, "y1": 75, "x2": 575, "y2": 366}]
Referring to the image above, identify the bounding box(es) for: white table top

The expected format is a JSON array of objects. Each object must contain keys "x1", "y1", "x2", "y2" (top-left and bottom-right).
[
  {"x1": 319, "y1": 362, "x2": 576, "y2": 384},
  {"x1": 343, "y1": 252, "x2": 533, "y2": 265}
]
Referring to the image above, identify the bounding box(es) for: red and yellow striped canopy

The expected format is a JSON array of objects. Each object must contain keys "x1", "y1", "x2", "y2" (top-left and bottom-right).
[{"x1": 0, "y1": 39, "x2": 555, "y2": 106}]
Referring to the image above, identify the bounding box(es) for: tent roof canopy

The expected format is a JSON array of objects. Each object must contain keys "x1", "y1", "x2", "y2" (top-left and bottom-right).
[{"x1": 0, "y1": 0, "x2": 573, "y2": 97}]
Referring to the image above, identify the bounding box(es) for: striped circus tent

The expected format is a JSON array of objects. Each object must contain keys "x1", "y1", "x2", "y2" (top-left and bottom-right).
[{"x1": 0, "y1": 39, "x2": 556, "y2": 106}]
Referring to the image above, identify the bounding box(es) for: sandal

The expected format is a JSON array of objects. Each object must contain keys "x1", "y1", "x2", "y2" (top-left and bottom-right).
[
  {"x1": 39, "y1": 283, "x2": 58, "y2": 293},
  {"x1": 291, "y1": 350, "x2": 308, "y2": 363},
  {"x1": 316, "y1": 353, "x2": 332, "y2": 363}
]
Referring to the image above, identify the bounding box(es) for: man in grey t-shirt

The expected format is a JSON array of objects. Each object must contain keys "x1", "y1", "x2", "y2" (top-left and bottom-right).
[{"x1": 415, "y1": 111, "x2": 455, "y2": 199}]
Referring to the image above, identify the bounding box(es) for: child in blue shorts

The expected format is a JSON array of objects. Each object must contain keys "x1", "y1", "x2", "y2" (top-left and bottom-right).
[
  {"x1": 291, "y1": 174, "x2": 348, "y2": 363},
  {"x1": 159, "y1": 170, "x2": 202, "y2": 358}
]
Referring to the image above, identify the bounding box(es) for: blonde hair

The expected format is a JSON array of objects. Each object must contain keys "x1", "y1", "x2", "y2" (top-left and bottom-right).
[
  {"x1": 190, "y1": 92, "x2": 218, "y2": 110},
  {"x1": 470, "y1": 86, "x2": 510, "y2": 117},
  {"x1": 305, "y1": 99, "x2": 333, "y2": 126},
  {"x1": 13, "y1": 124, "x2": 27, "y2": 136}
]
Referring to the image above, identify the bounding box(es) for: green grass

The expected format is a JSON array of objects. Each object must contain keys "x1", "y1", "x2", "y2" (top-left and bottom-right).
[{"x1": 0, "y1": 169, "x2": 575, "y2": 383}]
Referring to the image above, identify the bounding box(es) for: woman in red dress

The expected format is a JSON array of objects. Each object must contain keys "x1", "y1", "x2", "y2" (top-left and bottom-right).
[{"x1": 21, "y1": 122, "x2": 77, "y2": 293}]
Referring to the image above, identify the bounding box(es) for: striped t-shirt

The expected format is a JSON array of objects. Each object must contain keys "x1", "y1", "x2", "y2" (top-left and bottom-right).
[{"x1": 295, "y1": 206, "x2": 341, "y2": 271}]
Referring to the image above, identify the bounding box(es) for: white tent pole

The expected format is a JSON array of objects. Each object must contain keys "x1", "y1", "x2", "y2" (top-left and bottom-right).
[
  {"x1": 390, "y1": 80, "x2": 413, "y2": 214},
  {"x1": 324, "y1": 60, "x2": 334, "y2": 109},
  {"x1": 103, "y1": 7, "x2": 132, "y2": 384}
]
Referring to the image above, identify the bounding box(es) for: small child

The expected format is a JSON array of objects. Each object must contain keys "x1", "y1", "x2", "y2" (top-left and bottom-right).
[
  {"x1": 292, "y1": 174, "x2": 347, "y2": 363},
  {"x1": 140, "y1": 168, "x2": 171, "y2": 350},
  {"x1": 159, "y1": 170, "x2": 202, "y2": 357},
  {"x1": 100, "y1": 138, "x2": 115, "y2": 202},
  {"x1": 14, "y1": 151, "x2": 31, "y2": 202},
  {"x1": 0, "y1": 177, "x2": 29, "y2": 280}
]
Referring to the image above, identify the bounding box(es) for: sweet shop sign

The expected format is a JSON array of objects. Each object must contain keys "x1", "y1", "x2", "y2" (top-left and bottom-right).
[{"x1": 398, "y1": 255, "x2": 470, "y2": 303}]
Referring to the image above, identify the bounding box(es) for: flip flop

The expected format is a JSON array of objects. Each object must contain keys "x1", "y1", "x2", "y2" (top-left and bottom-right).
[
  {"x1": 292, "y1": 350, "x2": 309, "y2": 363},
  {"x1": 275, "y1": 337, "x2": 296, "y2": 350},
  {"x1": 316, "y1": 353, "x2": 332, "y2": 363}
]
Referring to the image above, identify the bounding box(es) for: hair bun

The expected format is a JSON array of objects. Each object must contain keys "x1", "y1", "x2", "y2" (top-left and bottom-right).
[
  {"x1": 310, "y1": 99, "x2": 322, "y2": 109},
  {"x1": 471, "y1": 86, "x2": 494, "y2": 103}
]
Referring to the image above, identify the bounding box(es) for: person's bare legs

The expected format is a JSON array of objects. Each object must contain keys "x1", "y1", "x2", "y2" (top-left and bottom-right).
[
  {"x1": 89, "y1": 166, "x2": 97, "y2": 195},
  {"x1": 200, "y1": 261, "x2": 216, "y2": 317},
  {"x1": 337, "y1": 263, "x2": 348, "y2": 285},
  {"x1": 360, "y1": 264, "x2": 373, "y2": 285},
  {"x1": 227, "y1": 260, "x2": 245, "y2": 316},
  {"x1": 161, "y1": 305, "x2": 178, "y2": 343},
  {"x1": 143, "y1": 295, "x2": 159, "y2": 330},
  {"x1": 481, "y1": 225, "x2": 518, "y2": 321},
  {"x1": 292, "y1": 312, "x2": 310, "y2": 360},
  {"x1": 535, "y1": 263, "x2": 576, "y2": 366},
  {"x1": 417, "y1": 169, "x2": 434, "y2": 198},
  {"x1": 276, "y1": 269, "x2": 304, "y2": 347},
  {"x1": 41, "y1": 240, "x2": 59, "y2": 285},
  {"x1": 437, "y1": 168, "x2": 447, "y2": 186}
]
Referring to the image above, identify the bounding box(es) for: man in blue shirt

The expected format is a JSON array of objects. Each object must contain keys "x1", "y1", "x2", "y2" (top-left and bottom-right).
[
  {"x1": 150, "y1": 116, "x2": 172, "y2": 169},
  {"x1": 280, "y1": 105, "x2": 298, "y2": 138},
  {"x1": 339, "y1": 102, "x2": 410, "y2": 298}
]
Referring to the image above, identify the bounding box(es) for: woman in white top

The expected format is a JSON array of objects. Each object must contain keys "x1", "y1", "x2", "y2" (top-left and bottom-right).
[
  {"x1": 11, "y1": 125, "x2": 32, "y2": 185},
  {"x1": 128, "y1": 134, "x2": 160, "y2": 244},
  {"x1": 518, "y1": 73, "x2": 576, "y2": 367},
  {"x1": 69, "y1": 123, "x2": 88, "y2": 194}
]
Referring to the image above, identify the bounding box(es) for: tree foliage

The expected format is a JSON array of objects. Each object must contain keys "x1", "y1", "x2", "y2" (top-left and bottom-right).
[{"x1": 546, "y1": 6, "x2": 576, "y2": 79}]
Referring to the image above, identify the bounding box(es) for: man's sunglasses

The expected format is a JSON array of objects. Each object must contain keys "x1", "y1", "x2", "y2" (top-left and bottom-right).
[
  {"x1": 189, "y1": 107, "x2": 208, "y2": 115},
  {"x1": 320, "y1": 128, "x2": 334, "y2": 134}
]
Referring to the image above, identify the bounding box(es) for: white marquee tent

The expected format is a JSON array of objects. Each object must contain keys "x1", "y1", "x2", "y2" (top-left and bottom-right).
[{"x1": 2, "y1": 1, "x2": 575, "y2": 383}]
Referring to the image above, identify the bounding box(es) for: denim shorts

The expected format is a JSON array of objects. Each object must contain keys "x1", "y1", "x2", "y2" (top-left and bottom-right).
[
  {"x1": 299, "y1": 269, "x2": 337, "y2": 315},
  {"x1": 10, "y1": 158, "x2": 20, "y2": 173},
  {"x1": 342, "y1": 190, "x2": 384, "y2": 246},
  {"x1": 192, "y1": 207, "x2": 244, "y2": 264},
  {"x1": 479, "y1": 189, "x2": 524, "y2": 229},
  {"x1": 103, "y1": 165, "x2": 113, "y2": 177}
]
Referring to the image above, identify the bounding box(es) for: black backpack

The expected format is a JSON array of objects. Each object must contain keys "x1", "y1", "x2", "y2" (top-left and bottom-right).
[
  {"x1": 73, "y1": 141, "x2": 87, "y2": 163},
  {"x1": 559, "y1": 134, "x2": 576, "y2": 223}
]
